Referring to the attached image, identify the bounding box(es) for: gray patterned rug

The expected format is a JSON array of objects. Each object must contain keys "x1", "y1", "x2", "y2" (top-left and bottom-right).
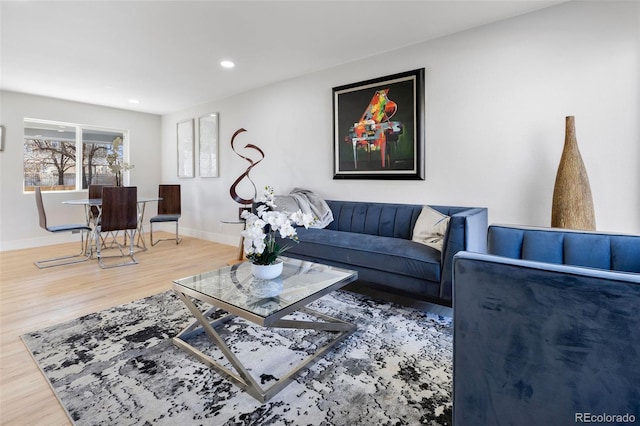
[{"x1": 22, "y1": 290, "x2": 452, "y2": 426}]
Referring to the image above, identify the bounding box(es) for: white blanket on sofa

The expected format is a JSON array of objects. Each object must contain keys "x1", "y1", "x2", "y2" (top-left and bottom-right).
[{"x1": 287, "y1": 188, "x2": 334, "y2": 229}]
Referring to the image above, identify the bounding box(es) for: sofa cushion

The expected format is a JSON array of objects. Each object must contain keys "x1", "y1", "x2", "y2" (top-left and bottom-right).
[
  {"x1": 325, "y1": 201, "x2": 423, "y2": 239},
  {"x1": 522, "y1": 231, "x2": 564, "y2": 263},
  {"x1": 564, "y1": 233, "x2": 611, "y2": 269},
  {"x1": 412, "y1": 206, "x2": 450, "y2": 252},
  {"x1": 285, "y1": 228, "x2": 442, "y2": 283},
  {"x1": 611, "y1": 236, "x2": 640, "y2": 273}
]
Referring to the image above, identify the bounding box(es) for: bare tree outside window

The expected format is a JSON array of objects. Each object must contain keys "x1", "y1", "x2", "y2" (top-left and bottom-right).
[{"x1": 23, "y1": 119, "x2": 128, "y2": 192}]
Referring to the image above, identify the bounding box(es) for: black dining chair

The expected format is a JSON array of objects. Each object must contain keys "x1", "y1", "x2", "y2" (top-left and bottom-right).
[
  {"x1": 150, "y1": 184, "x2": 182, "y2": 246},
  {"x1": 34, "y1": 186, "x2": 92, "y2": 268},
  {"x1": 96, "y1": 186, "x2": 139, "y2": 268}
]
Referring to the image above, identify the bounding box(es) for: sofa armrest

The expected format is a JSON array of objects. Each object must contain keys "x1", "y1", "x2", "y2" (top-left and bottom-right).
[
  {"x1": 452, "y1": 251, "x2": 640, "y2": 425},
  {"x1": 439, "y1": 207, "x2": 488, "y2": 302}
]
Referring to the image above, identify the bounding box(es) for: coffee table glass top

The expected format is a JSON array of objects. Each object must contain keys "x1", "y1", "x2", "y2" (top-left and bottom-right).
[{"x1": 173, "y1": 257, "x2": 357, "y2": 320}]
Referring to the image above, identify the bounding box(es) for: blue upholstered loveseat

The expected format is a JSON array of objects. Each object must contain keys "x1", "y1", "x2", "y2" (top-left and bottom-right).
[
  {"x1": 279, "y1": 200, "x2": 488, "y2": 307},
  {"x1": 453, "y1": 225, "x2": 640, "y2": 425}
]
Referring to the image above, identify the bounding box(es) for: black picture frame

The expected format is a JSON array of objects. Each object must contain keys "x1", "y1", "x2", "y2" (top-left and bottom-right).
[{"x1": 333, "y1": 68, "x2": 425, "y2": 180}]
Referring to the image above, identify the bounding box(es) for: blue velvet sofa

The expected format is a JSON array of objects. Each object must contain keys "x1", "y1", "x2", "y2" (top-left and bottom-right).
[
  {"x1": 453, "y1": 225, "x2": 640, "y2": 425},
  {"x1": 279, "y1": 200, "x2": 488, "y2": 307}
]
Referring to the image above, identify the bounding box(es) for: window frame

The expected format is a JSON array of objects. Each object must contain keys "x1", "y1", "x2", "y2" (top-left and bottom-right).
[{"x1": 23, "y1": 118, "x2": 130, "y2": 193}]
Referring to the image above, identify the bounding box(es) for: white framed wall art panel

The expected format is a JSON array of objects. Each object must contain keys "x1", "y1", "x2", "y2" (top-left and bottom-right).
[
  {"x1": 198, "y1": 113, "x2": 219, "y2": 177},
  {"x1": 177, "y1": 118, "x2": 194, "y2": 178}
]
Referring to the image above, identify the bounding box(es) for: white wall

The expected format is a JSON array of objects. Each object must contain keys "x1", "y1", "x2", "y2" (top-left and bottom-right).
[
  {"x1": 161, "y1": 1, "x2": 640, "y2": 245},
  {"x1": 0, "y1": 91, "x2": 161, "y2": 250},
  {"x1": 2, "y1": 1, "x2": 638, "y2": 251}
]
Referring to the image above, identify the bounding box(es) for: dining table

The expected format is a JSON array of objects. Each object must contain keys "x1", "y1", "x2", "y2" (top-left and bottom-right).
[{"x1": 63, "y1": 196, "x2": 161, "y2": 253}]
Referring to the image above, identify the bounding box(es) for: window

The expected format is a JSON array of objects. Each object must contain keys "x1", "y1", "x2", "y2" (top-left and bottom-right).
[{"x1": 23, "y1": 119, "x2": 129, "y2": 192}]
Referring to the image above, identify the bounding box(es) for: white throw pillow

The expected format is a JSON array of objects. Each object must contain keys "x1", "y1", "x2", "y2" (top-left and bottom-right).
[{"x1": 412, "y1": 206, "x2": 450, "y2": 252}]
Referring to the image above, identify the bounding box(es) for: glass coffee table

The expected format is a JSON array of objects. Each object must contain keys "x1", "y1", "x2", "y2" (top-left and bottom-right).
[{"x1": 172, "y1": 257, "x2": 358, "y2": 402}]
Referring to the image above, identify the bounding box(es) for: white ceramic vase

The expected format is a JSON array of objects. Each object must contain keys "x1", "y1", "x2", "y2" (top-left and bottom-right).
[{"x1": 251, "y1": 260, "x2": 283, "y2": 280}]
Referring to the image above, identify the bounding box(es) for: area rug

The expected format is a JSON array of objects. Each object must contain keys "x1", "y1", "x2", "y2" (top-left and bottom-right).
[{"x1": 22, "y1": 290, "x2": 453, "y2": 426}]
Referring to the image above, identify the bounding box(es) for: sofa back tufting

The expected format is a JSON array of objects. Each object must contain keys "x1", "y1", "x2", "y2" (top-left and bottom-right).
[
  {"x1": 325, "y1": 201, "x2": 422, "y2": 239},
  {"x1": 325, "y1": 200, "x2": 473, "y2": 241},
  {"x1": 488, "y1": 224, "x2": 640, "y2": 273}
]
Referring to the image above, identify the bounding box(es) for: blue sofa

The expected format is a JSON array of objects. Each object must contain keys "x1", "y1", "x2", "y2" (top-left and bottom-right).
[
  {"x1": 453, "y1": 225, "x2": 640, "y2": 425},
  {"x1": 278, "y1": 200, "x2": 488, "y2": 307}
]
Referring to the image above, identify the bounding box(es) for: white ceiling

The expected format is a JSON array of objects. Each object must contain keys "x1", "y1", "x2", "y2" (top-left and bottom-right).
[{"x1": 1, "y1": 0, "x2": 564, "y2": 115}]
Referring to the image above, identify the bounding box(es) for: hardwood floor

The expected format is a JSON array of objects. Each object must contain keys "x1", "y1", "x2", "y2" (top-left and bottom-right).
[
  {"x1": 0, "y1": 234, "x2": 236, "y2": 426},
  {"x1": 0, "y1": 234, "x2": 452, "y2": 425}
]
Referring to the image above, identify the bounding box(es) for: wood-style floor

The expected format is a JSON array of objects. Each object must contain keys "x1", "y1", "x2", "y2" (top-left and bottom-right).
[
  {"x1": 0, "y1": 234, "x2": 237, "y2": 426},
  {"x1": 0, "y1": 234, "x2": 452, "y2": 425}
]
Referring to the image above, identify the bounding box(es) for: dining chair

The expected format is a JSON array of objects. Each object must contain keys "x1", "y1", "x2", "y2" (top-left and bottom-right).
[
  {"x1": 96, "y1": 186, "x2": 139, "y2": 268},
  {"x1": 150, "y1": 184, "x2": 182, "y2": 246},
  {"x1": 88, "y1": 184, "x2": 116, "y2": 247},
  {"x1": 88, "y1": 184, "x2": 108, "y2": 223},
  {"x1": 34, "y1": 187, "x2": 92, "y2": 268}
]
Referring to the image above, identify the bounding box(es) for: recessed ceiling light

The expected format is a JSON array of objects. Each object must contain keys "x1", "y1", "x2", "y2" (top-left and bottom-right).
[
  {"x1": 220, "y1": 60, "x2": 235, "y2": 69},
  {"x1": 129, "y1": 99, "x2": 140, "y2": 104}
]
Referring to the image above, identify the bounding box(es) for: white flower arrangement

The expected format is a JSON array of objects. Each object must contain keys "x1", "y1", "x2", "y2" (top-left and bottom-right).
[
  {"x1": 241, "y1": 186, "x2": 315, "y2": 265},
  {"x1": 107, "y1": 136, "x2": 134, "y2": 186}
]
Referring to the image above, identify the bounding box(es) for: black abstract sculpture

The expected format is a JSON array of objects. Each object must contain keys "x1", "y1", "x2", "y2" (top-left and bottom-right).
[{"x1": 229, "y1": 128, "x2": 264, "y2": 216}]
